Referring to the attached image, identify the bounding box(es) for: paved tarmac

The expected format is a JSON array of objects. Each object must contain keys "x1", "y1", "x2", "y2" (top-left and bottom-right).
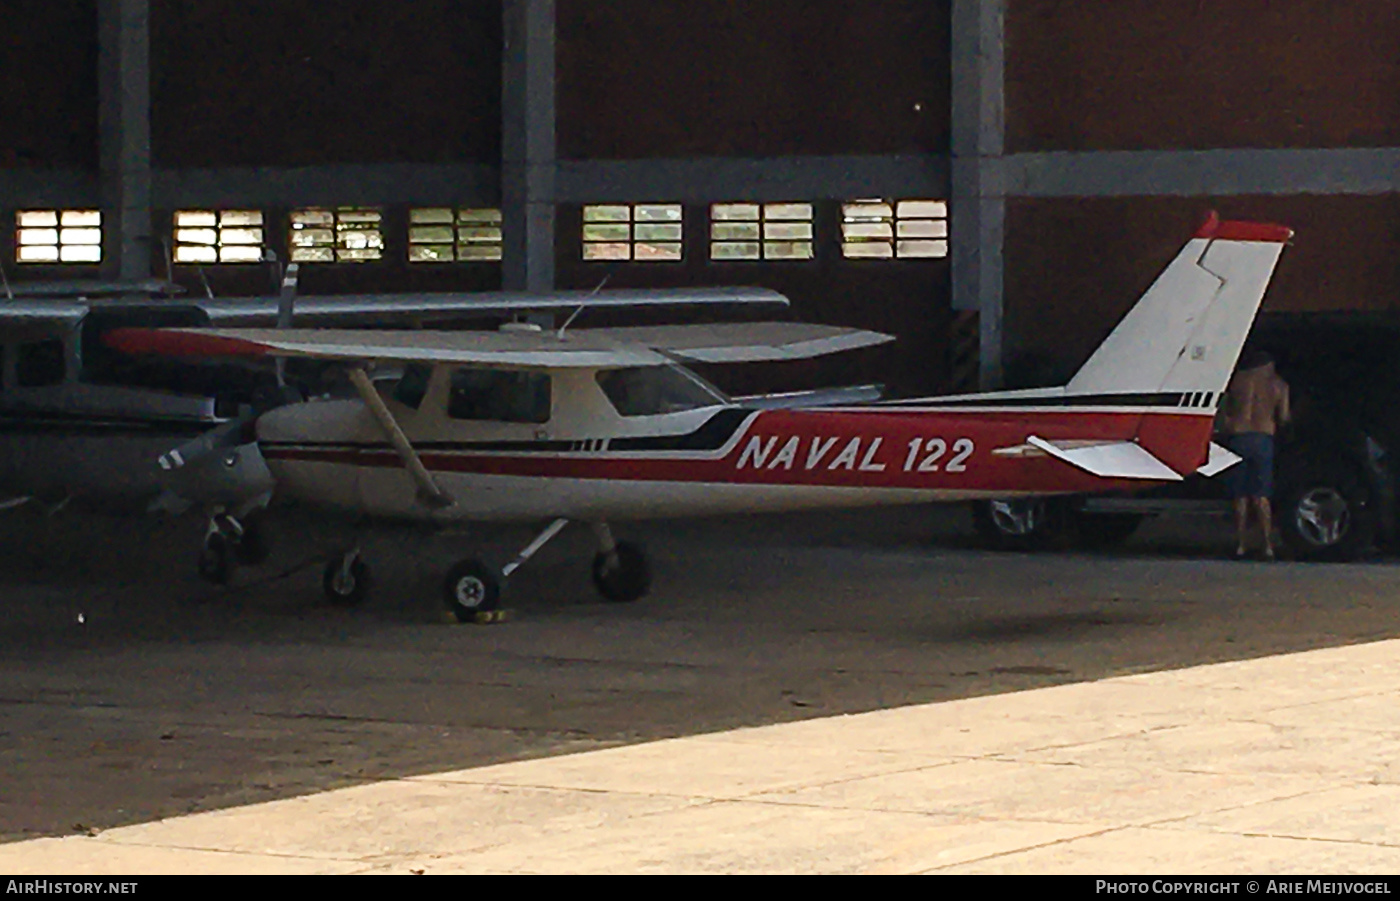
[{"x1": 3, "y1": 505, "x2": 1400, "y2": 873}]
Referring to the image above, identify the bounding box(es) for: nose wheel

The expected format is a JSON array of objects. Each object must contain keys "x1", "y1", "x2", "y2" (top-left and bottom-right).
[
  {"x1": 442, "y1": 559, "x2": 503, "y2": 622},
  {"x1": 591, "y1": 541, "x2": 651, "y2": 603},
  {"x1": 322, "y1": 550, "x2": 370, "y2": 606}
]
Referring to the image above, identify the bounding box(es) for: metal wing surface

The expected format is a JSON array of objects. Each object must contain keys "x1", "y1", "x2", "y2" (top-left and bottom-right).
[
  {"x1": 198, "y1": 286, "x2": 790, "y2": 325},
  {"x1": 104, "y1": 322, "x2": 893, "y2": 369}
]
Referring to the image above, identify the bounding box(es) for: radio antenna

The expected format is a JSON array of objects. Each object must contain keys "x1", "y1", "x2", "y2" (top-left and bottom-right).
[{"x1": 556, "y1": 271, "x2": 612, "y2": 339}]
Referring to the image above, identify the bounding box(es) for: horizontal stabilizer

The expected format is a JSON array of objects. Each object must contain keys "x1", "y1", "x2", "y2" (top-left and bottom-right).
[
  {"x1": 1026, "y1": 436, "x2": 1183, "y2": 481},
  {"x1": 1197, "y1": 441, "x2": 1242, "y2": 477}
]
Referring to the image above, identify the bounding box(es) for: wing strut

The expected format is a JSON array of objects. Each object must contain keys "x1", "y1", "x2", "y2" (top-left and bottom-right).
[{"x1": 346, "y1": 368, "x2": 453, "y2": 509}]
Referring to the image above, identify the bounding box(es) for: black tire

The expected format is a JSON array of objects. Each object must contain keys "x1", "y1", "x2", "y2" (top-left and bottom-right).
[
  {"x1": 1070, "y1": 512, "x2": 1144, "y2": 549},
  {"x1": 233, "y1": 514, "x2": 270, "y2": 566},
  {"x1": 971, "y1": 498, "x2": 1066, "y2": 551},
  {"x1": 591, "y1": 541, "x2": 651, "y2": 603},
  {"x1": 197, "y1": 533, "x2": 234, "y2": 585},
  {"x1": 442, "y1": 559, "x2": 502, "y2": 622},
  {"x1": 1279, "y1": 469, "x2": 1374, "y2": 561},
  {"x1": 322, "y1": 557, "x2": 370, "y2": 606}
]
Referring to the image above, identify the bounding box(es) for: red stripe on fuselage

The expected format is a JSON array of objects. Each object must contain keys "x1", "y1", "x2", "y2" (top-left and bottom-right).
[{"x1": 264, "y1": 407, "x2": 1212, "y2": 495}]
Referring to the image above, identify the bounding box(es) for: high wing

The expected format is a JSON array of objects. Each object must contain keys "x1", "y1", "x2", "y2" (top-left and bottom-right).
[
  {"x1": 198, "y1": 286, "x2": 790, "y2": 325},
  {"x1": 104, "y1": 322, "x2": 894, "y2": 369},
  {"x1": 1, "y1": 278, "x2": 184, "y2": 299}
]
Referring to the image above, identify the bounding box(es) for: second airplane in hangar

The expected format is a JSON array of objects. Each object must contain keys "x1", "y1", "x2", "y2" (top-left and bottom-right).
[{"x1": 107, "y1": 214, "x2": 1292, "y2": 619}]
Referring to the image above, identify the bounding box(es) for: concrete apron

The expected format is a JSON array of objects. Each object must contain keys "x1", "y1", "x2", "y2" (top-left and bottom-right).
[{"x1": 5, "y1": 637, "x2": 1400, "y2": 875}]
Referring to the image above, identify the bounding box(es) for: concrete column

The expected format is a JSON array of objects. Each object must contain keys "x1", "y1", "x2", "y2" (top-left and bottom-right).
[
  {"x1": 501, "y1": 0, "x2": 556, "y2": 293},
  {"x1": 98, "y1": 0, "x2": 152, "y2": 281},
  {"x1": 950, "y1": 0, "x2": 1005, "y2": 389}
]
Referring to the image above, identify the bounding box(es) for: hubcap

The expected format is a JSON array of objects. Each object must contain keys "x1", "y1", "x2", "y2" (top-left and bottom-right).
[
  {"x1": 454, "y1": 576, "x2": 486, "y2": 609},
  {"x1": 990, "y1": 499, "x2": 1043, "y2": 536},
  {"x1": 1295, "y1": 487, "x2": 1350, "y2": 547}
]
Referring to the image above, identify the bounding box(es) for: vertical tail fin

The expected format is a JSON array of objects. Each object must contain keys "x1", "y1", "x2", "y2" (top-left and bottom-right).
[{"x1": 1065, "y1": 212, "x2": 1292, "y2": 402}]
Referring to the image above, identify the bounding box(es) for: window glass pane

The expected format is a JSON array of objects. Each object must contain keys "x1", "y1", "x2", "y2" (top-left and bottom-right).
[
  {"x1": 764, "y1": 241, "x2": 814, "y2": 260},
  {"x1": 17, "y1": 210, "x2": 57, "y2": 228},
  {"x1": 842, "y1": 221, "x2": 892, "y2": 240},
  {"x1": 634, "y1": 222, "x2": 682, "y2": 242},
  {"x1": 220, "y1": 227, "x2": 264, "y2": 245},
  {"x1": 712, "y1": 221, "x2": 760, "y2": 241},
  {"x1": 897, "y1": 239, "x2": 948, "y2": 258},
  {"x1": 635, "y1": 242, "x2": 682, "y2": 261},
  {"x1": 765, "y1": 221, "x2": 813, "y2": 240},
  {"x1": 765, "y1": 203, "x2": 812, "y2": 220},
  {"x1": 458, "y1": 208, "x2": 502, "y2": 224},
  {"x1": 583, "y1": 223, "x2": 630, "y2": 242},
  {"x1": 17, "y1": 246, "x2": 59, "y2": 262},
  {"x1": 221, "y1": 210, "x2": 263, "y2": 227},
  {"x1": 290, "y1": 209, "x2": 334, "y2": 227},
  {"x1": 17, "y1": 228, "x2": 57, "y2": 245},
  {"x1": 60, "y1": 245, "x2": 103, "y2": 263},
  {"x1": 410, "y1": 225, "x2": 454, "y2": 244},
  {"x1": 219, "y1": 246, "x2": 263, "y2": 263},
  {"x1": 597, "y1": 367, "x2": 725, "y2": 417},
  {"x1": 583, "y1": 243, "x2": 631, "y2": 261},
  {"x1": 176, "y1": 210, "x2": 217, "y2": 227},
  {"x1": 174, "y1": 246, "x2": 218, "y2": 263},
  {"x1": 459, "y1": 244, "x2": 503, "y2": 261},
  {"x1": 635, "y1": 204, "x2": 681, "y2": 222},
  {"x1": 175, "y1": 228, "x2": 218, "y2": 245},
  {"x1": 897, "y1": 219, "x2": 948, "y2": 239},
  {"x1": 712, "y1": 241, "x2": 760, "y2": 260},
  {"x1": 291, "y1": 228, "x2": 334, "y2": 247},
  {"x1": 457, "y1": 226, "x2": 500, "y2": 243},
  {"x1": 393, "y1": 364, "x2": 433, "y2": 410},
  {"x1": 583, "y1": 205, "x2": 630, "y2": 222},
  {"x1": 290, "y1": 246, "x2": 335, "y2": 263},
  {"x1": 711, "y1": 203, "x2": 759, "y2": 221},
  {"x1": 337, "y1": 208, "x2": 381, "y2": 224},
  {"x1": 60, "y1": 227, "x2": 101, "y2": 245},
  {"x1": 60, "y1": 210, "x2": 100, "y2": 227},
  {"x1": 409, "y1": 245, "x2": 454, "y2": 263},
  {"x1": 448, "y1": 368, "x2": 550, "y2": 423},
  {"x1": 897, "y1": 199, "x2": 947, "y2": 218},
  {"x1": 411, "y1": 207, "x2": 454, "y2": 224},
  {"x1": 843, "y1": 200, "x2": 892, "y2": 219},
  {"x1": 843, "y1": 241, "x2": 892, "y2": 259}
]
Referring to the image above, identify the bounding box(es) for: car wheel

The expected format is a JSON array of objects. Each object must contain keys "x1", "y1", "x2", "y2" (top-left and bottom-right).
[{"x1": 1279, "y1": 469, "x2": 1373, "y2": 561}]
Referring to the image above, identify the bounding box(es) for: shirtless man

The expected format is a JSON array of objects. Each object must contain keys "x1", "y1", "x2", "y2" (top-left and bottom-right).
[{"x1": 1220, "y1": 350, "x2": 1291, "y2": 559}]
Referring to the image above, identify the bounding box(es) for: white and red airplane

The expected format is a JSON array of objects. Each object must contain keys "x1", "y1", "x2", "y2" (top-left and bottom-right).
[{"x1": 107, "y1": 213, "x2": 1292, "y2": 620}]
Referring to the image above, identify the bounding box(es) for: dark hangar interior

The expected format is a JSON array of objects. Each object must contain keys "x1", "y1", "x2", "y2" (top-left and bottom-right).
[{"x1": 2, "y1": 0, "x2": 1397, "y2": 397}]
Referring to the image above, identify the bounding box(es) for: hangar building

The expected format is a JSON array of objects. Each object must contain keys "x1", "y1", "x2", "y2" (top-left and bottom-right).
[{"x1": 2, "y1": 1, "x2": 1397, "y2": 397}]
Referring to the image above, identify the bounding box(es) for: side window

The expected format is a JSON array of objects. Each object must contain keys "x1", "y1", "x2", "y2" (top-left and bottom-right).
[
  {"x1": 17, "y1": 340, "x2": 65, "y2": 387},
  {"x1": 447, "y1": 368, "x2": 550, "y2": 423},
  {"x1": 596, "y1": 366, "x2": 726, "y2": 417},
  {"x1": 392, "y1": 364, "x2": 433, "y2": 410}
]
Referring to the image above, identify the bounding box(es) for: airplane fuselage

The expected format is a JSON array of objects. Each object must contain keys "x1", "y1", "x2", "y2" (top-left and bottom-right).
[{"x1": 257, "y1": 384, "x2": 1215, "y2": 523}]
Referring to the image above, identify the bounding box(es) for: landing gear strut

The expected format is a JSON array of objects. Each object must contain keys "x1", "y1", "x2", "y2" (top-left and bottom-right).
[
  {"x1": 437, "y1": 518, "x2": 652, "y2": 622},
  {"x1": 197, "y1": 510, "x2": 269, "y2": 584}
]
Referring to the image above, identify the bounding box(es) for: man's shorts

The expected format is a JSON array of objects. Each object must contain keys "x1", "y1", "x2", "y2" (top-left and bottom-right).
[{"x1": 1222, "y1": 432, "x2": 1275, "y2": 499}]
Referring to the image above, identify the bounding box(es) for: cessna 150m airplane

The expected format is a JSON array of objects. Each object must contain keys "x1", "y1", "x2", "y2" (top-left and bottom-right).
[
  {"x1": 0, "y1": 268, "x2": 790, "y2": 576},
  {"x1": 107, "y1": 214, "x2": 1292, "y2": 620}
]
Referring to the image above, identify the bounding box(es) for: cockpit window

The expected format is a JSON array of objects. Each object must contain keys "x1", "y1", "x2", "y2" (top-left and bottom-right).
[
  {"x1": 393, "y1": 363, "x2": 432, "y2": 410},
  {"x1": 596, "y1": 366, "x2": 727, "y2": 417},
  {"x1": 447, "y1": 368, "x2": 551, "y2": 423}
]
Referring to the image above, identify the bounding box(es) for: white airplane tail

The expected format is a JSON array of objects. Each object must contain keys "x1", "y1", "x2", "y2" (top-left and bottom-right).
[{"x1": 1064, "y1": 212, "x2": 1292, "y2": 403}]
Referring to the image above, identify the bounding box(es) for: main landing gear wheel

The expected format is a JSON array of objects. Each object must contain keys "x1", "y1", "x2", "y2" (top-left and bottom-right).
[
  {"x1": 198, "y1": 533, "x2": 234, "y2": 585},
  {"x1": 591, "y1": 541, "x2": 651, "y2": 603},
  {"x1": 443, "y1": 559, "x2": 502, "y2": 622},
  {"x1": 233, "y1": 514, "x2": 270, "y2": 566},
  {"x1": 323, "y1": 555, "x2": 370, "y2": 606}
]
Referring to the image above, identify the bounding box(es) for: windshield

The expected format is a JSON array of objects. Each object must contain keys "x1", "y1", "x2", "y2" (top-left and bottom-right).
[{"x1": 596, "y1": 365, "x2": 727, "y2": 417}]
